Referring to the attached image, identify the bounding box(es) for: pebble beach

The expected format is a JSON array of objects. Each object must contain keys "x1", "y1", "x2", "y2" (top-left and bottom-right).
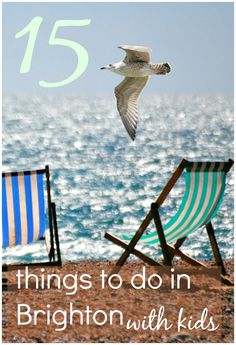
[{"x1": 2, "y1": 258, "x2": 233, "y2": 343}]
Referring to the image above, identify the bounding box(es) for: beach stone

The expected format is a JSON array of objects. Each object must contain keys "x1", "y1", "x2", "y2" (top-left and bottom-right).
[
  {"x1": 169, "y1": 333, "x2": 198, "y2": 343},
  {"x1": 31, "y1": 336, "x2": 44, "y2": 343}
]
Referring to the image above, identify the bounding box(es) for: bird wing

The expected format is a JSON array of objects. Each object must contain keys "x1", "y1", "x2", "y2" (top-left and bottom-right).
[
  {"x1": 118, "y1": 45, "x2": 152, "y2": 63},
  {"x1": 115, "y1": 76, "x2": 149, "y2": 140}
]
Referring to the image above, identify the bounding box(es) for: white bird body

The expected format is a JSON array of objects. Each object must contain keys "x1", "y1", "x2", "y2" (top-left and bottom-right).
[
  {"x1": 101, "y1": 45, "x2": 171, "y2": 140},
  {"x1": 111, "y1": 61, "x2": 163, "y2": 77}
]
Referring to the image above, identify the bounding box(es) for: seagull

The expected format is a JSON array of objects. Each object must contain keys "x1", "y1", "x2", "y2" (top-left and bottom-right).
[{"x1": 101, "y1": 45, "x2": 171, "y2": 140}]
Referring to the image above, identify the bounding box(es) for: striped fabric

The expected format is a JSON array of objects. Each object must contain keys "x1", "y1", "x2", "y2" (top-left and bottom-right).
[
  {"x1": 121, "y1": 162, "x2": 227, "y2": 245},
  {"x1": 2, "y1": 171, "x2": 46, "y2": 248}
]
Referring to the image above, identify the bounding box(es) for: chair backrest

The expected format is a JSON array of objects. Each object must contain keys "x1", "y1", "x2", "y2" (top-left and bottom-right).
[
  {"x1": 137, "y1": 160, "x2": 233, "y2": 245},
  {"x1": 183, "y1": 161, "x2": 229, "y2": 224},
  {"x1": 2, "y1": 167, "x2": 51, "y2": 248}
]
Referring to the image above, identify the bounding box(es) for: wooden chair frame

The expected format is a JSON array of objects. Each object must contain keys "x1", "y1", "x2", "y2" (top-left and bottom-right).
[
  {"x1": 2, "y1": 165, "x2": 62, "y2": 273},
  {"x1": 105, "y1": 159, "x2": 234, "y2": 285}
]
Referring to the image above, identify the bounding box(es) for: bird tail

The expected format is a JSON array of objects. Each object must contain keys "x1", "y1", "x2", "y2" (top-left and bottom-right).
[{"x1": 153, "y1": 63, "x2": 171, "y2": 74}]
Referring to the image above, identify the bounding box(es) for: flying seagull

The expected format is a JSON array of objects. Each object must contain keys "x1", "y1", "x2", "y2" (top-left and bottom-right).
[{"x1": 101, "y1": 45, "x2": 171, "y2": 140}]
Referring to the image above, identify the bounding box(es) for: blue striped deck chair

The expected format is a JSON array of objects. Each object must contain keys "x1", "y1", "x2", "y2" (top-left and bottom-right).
[
  {"x1": 2, "y1": 165, "x2": 61, "y2": 271},
  {"x1": 105, "y1": 159, "x2": 233, "y2": 284}
]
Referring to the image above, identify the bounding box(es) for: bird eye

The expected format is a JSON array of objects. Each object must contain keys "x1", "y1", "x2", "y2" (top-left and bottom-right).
[{"x1": 109, "y1": 64, "x2": 113, "y2": 67}]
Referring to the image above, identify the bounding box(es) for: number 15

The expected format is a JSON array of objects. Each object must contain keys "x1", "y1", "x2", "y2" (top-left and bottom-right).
[{"x1": 15, "y1": 17, "x2": 91, "y2": 88}]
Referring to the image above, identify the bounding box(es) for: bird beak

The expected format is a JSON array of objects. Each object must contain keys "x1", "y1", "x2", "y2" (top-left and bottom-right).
[{"x1": 100, "y1": 66, "x2": 106, "y2": 70}]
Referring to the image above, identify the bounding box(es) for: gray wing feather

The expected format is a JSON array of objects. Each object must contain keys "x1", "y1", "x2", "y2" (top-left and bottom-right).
[
  {"x1": 118, "y1": 45, "x2": 152, "y2": 63},
  {"x1": 115, "y1": 76, "x2": 149, "y2": 140}
]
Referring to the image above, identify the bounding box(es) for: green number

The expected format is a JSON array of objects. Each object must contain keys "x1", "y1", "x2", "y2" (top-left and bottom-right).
[
  {"x1": 39, "y1": 19, "x2": 91, "y2": 88},
  {"x1": 15, "y1": 16, "x2": 43, "y2": 74},
  {"x1": 16, "y1": 17, "x2": 91, "y2": 87}
]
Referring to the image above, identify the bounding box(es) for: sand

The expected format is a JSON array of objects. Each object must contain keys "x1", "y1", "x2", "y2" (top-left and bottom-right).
[{"x1": 2, "y1": 259, "x2": 234, "y2": 343}]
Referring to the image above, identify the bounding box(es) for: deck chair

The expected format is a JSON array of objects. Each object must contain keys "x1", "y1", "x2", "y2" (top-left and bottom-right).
[
  {"x1": 105, "y1": 159, "x2": 233, "y2": 284},
  {"x1": 2, "y1": 165, "x2": 61, "y2": 272}
]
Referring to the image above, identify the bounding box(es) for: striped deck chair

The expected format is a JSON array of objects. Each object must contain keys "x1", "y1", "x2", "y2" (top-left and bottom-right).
[
  {"x1": 2, "y1": 165, "x2": 61, "y2": 271},
  {"x1": 105, "y1": 159, "x2": 233, "y2": 284}
]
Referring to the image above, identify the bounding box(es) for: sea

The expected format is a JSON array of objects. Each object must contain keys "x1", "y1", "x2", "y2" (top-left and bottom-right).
[{"x1": 2, "y1": 94, "x2": 234, "y2": 263}]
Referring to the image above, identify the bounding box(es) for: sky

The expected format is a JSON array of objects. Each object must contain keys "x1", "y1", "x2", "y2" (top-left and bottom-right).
[{"x1": 2, "y1": 2, "x2": 234, "y2": 96}]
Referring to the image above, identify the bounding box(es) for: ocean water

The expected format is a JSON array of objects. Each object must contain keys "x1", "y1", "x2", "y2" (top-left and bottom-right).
[{"x1": 2, "y1": 94, "x2": 234, "y2": 263}]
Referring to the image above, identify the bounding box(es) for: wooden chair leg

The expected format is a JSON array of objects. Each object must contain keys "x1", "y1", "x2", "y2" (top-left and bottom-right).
[
  {"x1": 109, "y1": 225, "x2": 148, "y2": 274},
  {"x1": 51, "y1": 202, "x2": 62, "y2": 266},
  {"x1": 206, "y1": 222, "x2": 227, "y2": 276},
  {"x1": 2, "y1": 276, "x2": 8, "y2": 292},
  {"x1": 105, "y1": 233, "x2": 173, "y2": 280},
  {"x1": 169, "y1": 237, "x2": 186, "y2": 260},
  {"x1": 2, "y1": 264, "x2": 8, "y2": 272},
  {"x1": 174, "y1": 237, "x2": 186, "y2": 250},
  {"x1": 105, "y1": 232, "x2": 163, "y2": 267},
  {"x1": 167, "y1": 244, "x2": 207, "y2": 267},
  {"x1": 151, "y1": 203, "x2": 172, "y2": 266}
]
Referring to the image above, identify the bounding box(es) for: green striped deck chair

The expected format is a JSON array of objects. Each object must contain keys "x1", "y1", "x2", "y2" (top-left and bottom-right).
[
  {"x1": 2, "y1": 165, "x2": 61, "y2": 271},
  {"x1": 105, "y1": 159, "x2": 233, "y2": 284}
]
